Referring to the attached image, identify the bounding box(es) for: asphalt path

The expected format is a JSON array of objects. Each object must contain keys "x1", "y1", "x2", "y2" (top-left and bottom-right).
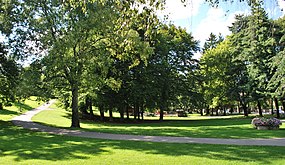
[{"x1": 12, "y1": 101, "x2": 285, "y2": 146}]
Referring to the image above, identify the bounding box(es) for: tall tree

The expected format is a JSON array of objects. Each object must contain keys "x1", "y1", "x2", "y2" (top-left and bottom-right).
[
  {"x1": 0, "y1": 43, "x2": 19, "y2": 109},
  {"x1": 202, "y1": 32, "x2": 224, "y2": 53},
  {"x1": 8, "y1": 1, "x2": 161, "y2": 127}
]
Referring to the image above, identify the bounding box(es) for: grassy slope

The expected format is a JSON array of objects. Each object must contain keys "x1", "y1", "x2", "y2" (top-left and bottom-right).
[
  {"x1": 33, "y1": 105, "x2": 285, "y2": 139},
  {"x1": 1, "y1": 97, "x2": 44, "y2": 121}
]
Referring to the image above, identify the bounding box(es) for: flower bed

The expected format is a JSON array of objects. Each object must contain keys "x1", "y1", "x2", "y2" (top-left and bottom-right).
[{"x1": 251, "y1": 117, "x2": 282, "y2": 130}]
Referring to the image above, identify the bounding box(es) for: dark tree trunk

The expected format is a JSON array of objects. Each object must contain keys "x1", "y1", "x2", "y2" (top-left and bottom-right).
[
  {"x1": 206, "y1": 107, "x2": 210, "y2": 115},
  {"x1": 257, "y1": 100, "x2": 263, "y2": 116},
  {"x1": 240, "y1": 100, "x2": 248, "y2": 117},
  {"x1": 230, "y1": 106, "x2": 234, "y2": 114},
  {"x1": 109, "y1": 107, "x2": 113, "y2": 122},
  {"x1": 119, "y1": 105, "x2": 124, "y2": 122},
  {"x1": 216, "y1": 108, "x2": 218, "y2": 116},
  {"x1": 200, "y1": 109, "x2": 203, "y2": 116},
  {"x1": 89, "y1": 99, "x2": 93, "y2": 117},
  {"x1": 99, "y1": 105, "x2": 104, "y2": 122},
  {"x1": 0, "y1": 102, "x2": 3, "y2": 110},
  {"x1": 137, "y1": 105, "x2": 140, "y2": 120},
  {"x1": 248, "y1": 104, "x2": 251, "y2": 114},
  {"x1": 134, "y1": 104, "x2": 138, "y2": 121},
  {"x1": 126, "y1": 105, "x2": 129, "y2": 120},
  {"x1": 159, "y1": 105, "x2": 165, "y2": 121},
  {"x1": 81, "y1": 98, "x2": 89, "y2": 115},
  {"x1": 274, "y1": 97, "x2": 280, "y2": 118},
  {"x1": 140, "y1": 104, "x2": 144, "y2": 121},
  {"x1": 243, "y1": 105, "x2": 248, "y2": 116},
  {"x1": 71, "y1": 84, "x2": 80, "y2": 128},
  {"x1": 223, "y1": 107, "x2": 226, "y2": 116},
  {"x1": 211, "y1": 108, "x2": 214, "y2": 116}
]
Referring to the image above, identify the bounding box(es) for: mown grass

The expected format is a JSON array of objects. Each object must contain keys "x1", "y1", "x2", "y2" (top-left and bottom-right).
[
  {"x1": 1, "y1": 121, "x2": 285, "y2": 165},
  {"x1": 2, "y1": 99, "x2": 285, "y2": 164},
  {"x1": 1, "y1": 97, "x2": 44, "y2": 121},
  {"x1": 33, "y1": 104, "x2": 285, "y2": 139}
]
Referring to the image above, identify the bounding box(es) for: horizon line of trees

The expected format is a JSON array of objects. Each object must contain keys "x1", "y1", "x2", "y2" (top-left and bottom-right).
[{"x1": 1, "y1": 0, "x2": 285, "y2": 128}]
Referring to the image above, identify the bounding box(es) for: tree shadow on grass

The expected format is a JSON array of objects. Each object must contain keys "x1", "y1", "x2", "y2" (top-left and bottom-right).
[
  {"x1": 0, "y1": 109, "x2": 19, "y2": 116},
  {"x1": 1, "y1": 120, "x2": 285, "y2": 164},
  {"x1": 0, "y1": 121, "x2": 111, "y2": 162},
  {"x1": 112, "y1": 141, "x2": 285, "y2": 164},
  {"x1": 13, "y1": 102, "x2": 34, "y2": 112}
]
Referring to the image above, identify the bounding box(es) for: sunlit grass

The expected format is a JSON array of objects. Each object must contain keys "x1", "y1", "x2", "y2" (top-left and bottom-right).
[
  {"x1": 1, "y1": 96, "x2": 44, "y2": 121},
  {"x1": 1, "y1": 121, "x2": 285, "y2": 165},
  {"x1": 2, "y1": 99, "x2": 285, "y2": 164},
  {"x1": 33, "y1": 104, "x2": 285, "y2": 139}
]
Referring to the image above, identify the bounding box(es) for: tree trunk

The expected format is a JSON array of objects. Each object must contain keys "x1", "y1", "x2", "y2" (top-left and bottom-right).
[
  {"x1": 159, "y1": 104, "x2": 165, "y2": 121},
  {"x1": 71, "y1": 84, "x2": 80, "y2": 128},
  {"x1": 248, "y1": 104, "x2": 251, "y2": 114},
  {"x1": 119, "y1": 105, "x2": 124, "y2": 122},
  {"x1": 223, "y1": 107, "x2": 226, "y2": 116},
  {"x1": 0, "y1": 102, "x2": 3, "y2": 110},
  {"x1": 216, "y1": 108, "x2": 218, "y2": 116},
  {"x1": 200, "y1": 109, "x2": 203, "y2": 116},
  {"x1": 109, "y1": 107, "x2": 113, "y2": 122},
  {"x1": 257, "y1": 100, "x2": 263, "y2": 117},
  {"x1": 141, "y1": 104, "x2": 144, "y2": 121},
  {"x1": 271, "y1": 98, "x2": 274, "y2": 115},
  {"x1": 274, "y1": 97, "x2": 280, "y2": 118},
  {"x1": 211, "y1": 108, "x2": 214, "y2": 116},
  {"x1": 206, "y1": 107, "x2": 210, "y2": 115},
  {"x1": 134, "y1": 104, "x2": 137, "y2": 121},
  {"x1": 99, "y1": 105, "x2": 104, "y2": 122},
  {"x1": 137, "y1": 105, "x2": 140, "y2": 120},
  {"x1": 240, "y1": 92, "x2": 248, "y2": 116},
  {"x1": 230, "y1": 106, "x2": 234, "y2": 114},
  {"x1": 89, "y1": 98, "x2": 94, "y2": 117},
  {"x1": 126, "y1": 105, "x2": 129, "y2": 120},
  {"x1": 240, "y1": 100, "x2": 248, "y2": 117}
]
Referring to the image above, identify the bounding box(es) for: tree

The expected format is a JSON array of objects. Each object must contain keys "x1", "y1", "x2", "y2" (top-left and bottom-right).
[
  {"x1": 202, "y1": 32, "x2": 224, "y2": 53},
  {"x1": 0, "y1": 43, "x2": 19, "y2": 110},
  {"x1": 268, "y1": 16, "x2": 285, "y2": 117},
  {"x1": 200, "y1": 40, "x2": 236, "y2": 115},
  {"x1": 242, "y1": 1, "x2": 275, "y2": 116},
  {"x1": 148, "y1": 24, "x2": 199, "y2": 120}
]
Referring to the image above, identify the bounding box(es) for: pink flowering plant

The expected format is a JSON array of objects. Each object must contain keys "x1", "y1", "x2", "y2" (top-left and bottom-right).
[{"x1": 251, "y1": 117, "x2": 282, "y2": 128}]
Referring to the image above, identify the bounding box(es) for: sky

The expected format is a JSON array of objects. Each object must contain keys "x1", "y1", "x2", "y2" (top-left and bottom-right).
[{"x1": 159, "y1": 0, "x2": 285, "y2": 58}]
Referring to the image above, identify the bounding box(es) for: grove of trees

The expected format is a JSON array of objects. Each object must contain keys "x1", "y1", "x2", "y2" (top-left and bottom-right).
[{"x1": 1, "y1": 0, "x2": 285, "y2": 127}]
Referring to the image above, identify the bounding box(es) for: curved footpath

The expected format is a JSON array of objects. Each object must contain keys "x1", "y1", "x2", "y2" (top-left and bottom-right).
[{"x1": 12, "y1": 101, "x2": 285, "y2": 146}]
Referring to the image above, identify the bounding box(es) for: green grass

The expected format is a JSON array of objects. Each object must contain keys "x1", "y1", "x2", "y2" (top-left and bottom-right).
[
  {"x1": 33, "y1": 104, "x2": 285, "y2": 139},
  {"x1": 2, "y1": 99, "x2": 285, "y2": 164},
  {"x1": 1, "y1": 121, "x2": 285, "y2": 165},
  {"x1": 1, "y1": 97, "x2": 44, "y2": 121}
]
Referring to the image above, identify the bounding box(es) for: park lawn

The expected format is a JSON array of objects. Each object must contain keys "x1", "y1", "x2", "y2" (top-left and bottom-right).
[
  {"x1": 1, "y1": 121, "x2": 285, "y2": 165},
  {"x1": 1, "y1": 96, "x2": 44, "y2": 121},
  {"x1": 33, "y1": 104, "x2": 285, "y2": 139}
]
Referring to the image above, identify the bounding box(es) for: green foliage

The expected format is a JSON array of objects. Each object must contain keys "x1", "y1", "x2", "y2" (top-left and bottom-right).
[
  {"x1": 200, "y1": 40, "x2": 234, "y2": 108},
  {"x1": 0, "y1": 43, "x2": 19, "y2": 105}
]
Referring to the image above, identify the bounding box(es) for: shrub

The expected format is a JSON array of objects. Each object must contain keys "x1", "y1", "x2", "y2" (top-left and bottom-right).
[{"x1": 251, "y1": 117, "x2": 282, "y2": 128}]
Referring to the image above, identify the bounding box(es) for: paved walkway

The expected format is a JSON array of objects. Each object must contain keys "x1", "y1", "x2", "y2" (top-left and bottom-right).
[{"x1": 12, "y1": 101, "x2": 285, "y2": 146}]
